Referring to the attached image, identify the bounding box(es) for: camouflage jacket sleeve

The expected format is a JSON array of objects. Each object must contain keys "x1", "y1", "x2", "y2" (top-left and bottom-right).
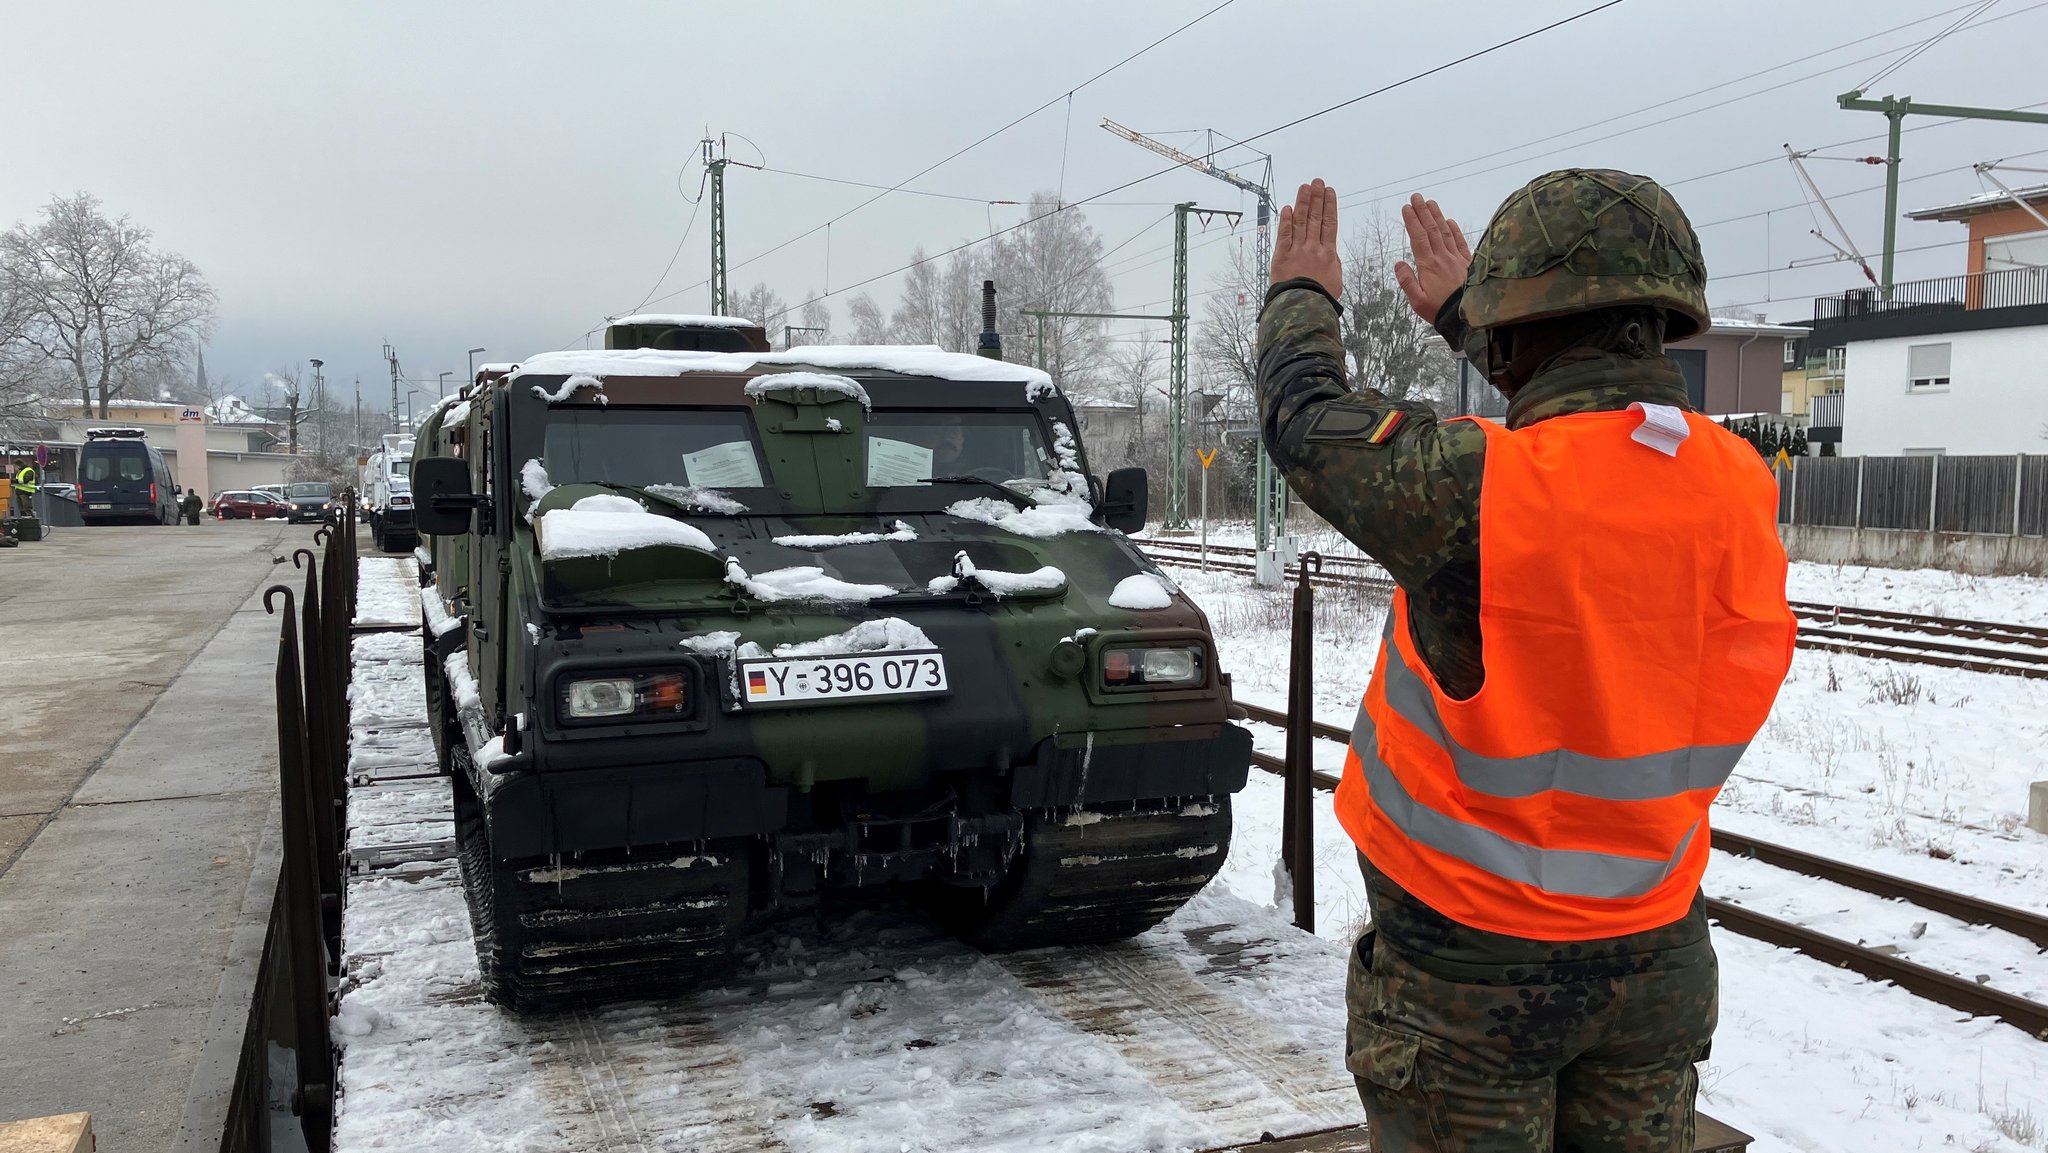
[{"x1": 1254, "y1": 282, "x2": 1486, "y2": 593}]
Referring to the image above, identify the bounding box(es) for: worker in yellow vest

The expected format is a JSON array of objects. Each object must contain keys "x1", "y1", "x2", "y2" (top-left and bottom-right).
[
  {"x1": 1260, "y1": 173, "x2": 1795, "y2": 1151},
  {"x1": 10, "y1": 462, "x2": 36, "y2": 517}
]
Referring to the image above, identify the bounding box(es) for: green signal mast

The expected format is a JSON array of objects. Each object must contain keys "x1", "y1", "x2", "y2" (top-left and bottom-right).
[
  {"x1": 1835, "y1": 91, "x2": 2048, "y2": 296},
  {"x1": 1102, "y1": 122, "x2": 1285, "y2": 569},
  {"x1": 1020, "y1": 203, "x2": 1237, "y2": 533},
  {"x1": 704, "y1": 134, "x2": 730, "y2": 316}
]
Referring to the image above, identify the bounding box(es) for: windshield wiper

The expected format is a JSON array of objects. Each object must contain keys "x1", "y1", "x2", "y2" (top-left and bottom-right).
[{"x1": 919, "y1": 475, "x2": 1034, "y2": 511}]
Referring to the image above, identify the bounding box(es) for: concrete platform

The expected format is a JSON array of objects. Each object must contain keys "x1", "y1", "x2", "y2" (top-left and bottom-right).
[{"x1": 0, "y1": 519, "x2": 310, "y2": 1151}]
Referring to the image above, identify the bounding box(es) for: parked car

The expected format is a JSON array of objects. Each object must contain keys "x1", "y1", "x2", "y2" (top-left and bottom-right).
[
  {"x1": 213, "y1": 490, "x2": 288, "y2": 519},
  {"x1": 283, "y1": 482, "x2": 338, "y2": 524},
  {"x1": 253, "y1": 483, "x2": 288, "y2": 501}
]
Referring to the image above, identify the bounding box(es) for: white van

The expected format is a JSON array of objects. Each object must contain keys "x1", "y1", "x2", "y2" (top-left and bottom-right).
[{"x1": 361, "y1": 434, "x2": 415, "y2": 551}]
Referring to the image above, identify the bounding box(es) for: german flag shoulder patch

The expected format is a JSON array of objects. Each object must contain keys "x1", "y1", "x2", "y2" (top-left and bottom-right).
[{"x1": 1364, "y1": 409, "x2": 1406, "y2": 445}]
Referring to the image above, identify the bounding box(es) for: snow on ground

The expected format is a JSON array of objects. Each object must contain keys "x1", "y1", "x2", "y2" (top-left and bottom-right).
[{"x1": 1165, "y1": 546, "x2": 2048, "y2": 1153}]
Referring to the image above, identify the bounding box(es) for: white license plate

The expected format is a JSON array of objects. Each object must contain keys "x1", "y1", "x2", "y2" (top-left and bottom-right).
[
  {"x1": 740, "y1": 650, "x2": 948, "y2": 707},
  {"x1": 88, "y1": 503, "x2": 112, "y2": 510}
]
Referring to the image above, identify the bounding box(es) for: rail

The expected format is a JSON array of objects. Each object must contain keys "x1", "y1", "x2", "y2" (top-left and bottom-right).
[
  {"x1": 1140, "y1": 538, "x2": 2048, "y2": 680},
  {"x1": 1236, "y1": 695, "x2": 2048, "y2": 1040}
]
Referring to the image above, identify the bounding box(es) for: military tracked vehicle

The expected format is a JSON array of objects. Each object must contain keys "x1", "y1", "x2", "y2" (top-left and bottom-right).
[{"x1": 412, "y1": 310, "x2": 1251, "y2": 1010}]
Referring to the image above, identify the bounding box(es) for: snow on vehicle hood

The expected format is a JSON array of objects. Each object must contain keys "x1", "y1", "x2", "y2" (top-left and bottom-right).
[{"x1": 537, "y1": 496, "x2": 716, "y2": 560}]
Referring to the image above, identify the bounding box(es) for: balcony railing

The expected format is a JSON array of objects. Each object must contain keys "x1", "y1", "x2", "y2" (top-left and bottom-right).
[
  {"x1": 1808, "y1": 391, "x2": 1844, "y2": 428},
  {"x1": 1813, "y1": 265, "x2": 2048, "y2": 328}
]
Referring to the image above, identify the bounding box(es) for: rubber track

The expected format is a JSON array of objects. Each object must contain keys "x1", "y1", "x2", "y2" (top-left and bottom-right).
[
  {"x1": 453, "y1": 769, "x2": 751, "y2": 1011},
  {"x1": 957, "y1": 803, "x2": 1234, "y2": 951}
]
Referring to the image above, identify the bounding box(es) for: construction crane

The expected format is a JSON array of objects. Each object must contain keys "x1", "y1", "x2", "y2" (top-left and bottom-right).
[{"x1": 1102, "y1": 120, "x2": 1289, "y2": 581}]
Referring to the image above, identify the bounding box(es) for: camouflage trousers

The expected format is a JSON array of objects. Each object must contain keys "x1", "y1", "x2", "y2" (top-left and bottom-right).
[{"x1": 1345, "y1": 927, "x2": 1717, "y2": 1152}]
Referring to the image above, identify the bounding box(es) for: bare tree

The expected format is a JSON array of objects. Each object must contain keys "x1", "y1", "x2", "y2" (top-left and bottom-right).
[
  {"x1": 996, "y1": 191, "x2": 1114, "y2": 392},
  {"x1": 1195, "y1": 239, "x2": 1264, "y2": 428},
  {"x1": 1341, "y1": 215, "x2": 1455, "y2": 410},
  {"x1": 727, "y1": 283, "x2": 788, "y2": 332},
  {"x1": 1, "y1": 193, "x2": 216, "y2": 419},
  {"x1": 890, "y1": 248, "x2": 947, "y2": 344},
  {"x1": 846, "y1": 291, "x2": 890, "y2": 345},
  {"x1": 1103, "y1": 332, "x2": 1163, "y2": 472},
  {"x1": 798, "y1": 294, "x2": 832, "y2": 343},
  {"x1": 938, "y1": 247, "x2": 984, "y2": 354}
]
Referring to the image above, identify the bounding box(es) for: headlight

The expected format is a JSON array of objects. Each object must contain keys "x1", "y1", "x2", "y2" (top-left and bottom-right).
[
  {"x1": 1101, "y1": 645, "x2": 1204, "y2": 689},
  {"x1": 561, "y1": 671, "x2": 691, "y2": 721},
  {"x1": 323, "y1": 501, "x2": 333, "y2": 509}
]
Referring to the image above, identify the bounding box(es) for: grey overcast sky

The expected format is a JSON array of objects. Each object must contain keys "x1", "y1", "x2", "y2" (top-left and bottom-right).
[{"x1": 3, "y1": 0, "x2": 2042, "y2": 404}]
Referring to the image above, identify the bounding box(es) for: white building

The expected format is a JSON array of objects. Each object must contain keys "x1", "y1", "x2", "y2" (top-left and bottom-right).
[
  {"x1": 1841, "y1": 325, "x2": 2048, "y2": 456},
  {"x1": 1814, "y1": 182, "x2": 2048, "y2": 457}
]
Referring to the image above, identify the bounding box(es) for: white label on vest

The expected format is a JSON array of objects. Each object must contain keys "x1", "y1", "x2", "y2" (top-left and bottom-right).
[{"x1": 1629, "y1": 402, "x2": 1690, "y2": 457}]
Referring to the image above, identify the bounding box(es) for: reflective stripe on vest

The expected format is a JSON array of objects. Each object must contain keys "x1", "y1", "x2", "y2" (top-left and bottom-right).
[
  {"x1": 1349, "y1": 705, "x2": 1701, "y2": 899},
  {"x1": 1375, "y1": 617, "x2": 1749, "y2": 802}
]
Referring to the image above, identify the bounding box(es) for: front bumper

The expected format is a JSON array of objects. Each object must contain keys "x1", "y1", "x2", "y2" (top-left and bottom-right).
[{"x1": 476, "y1": 721, "x2": 1252, "y2": 863}]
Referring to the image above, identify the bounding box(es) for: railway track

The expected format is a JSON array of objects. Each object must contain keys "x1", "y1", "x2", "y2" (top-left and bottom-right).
[
  {"x1": 1143, "y1": 537, "x2": 2048, "y2": 680},
  {"x1": 1231, "y1": 698, "x2": 2048, "y2": 1040}
]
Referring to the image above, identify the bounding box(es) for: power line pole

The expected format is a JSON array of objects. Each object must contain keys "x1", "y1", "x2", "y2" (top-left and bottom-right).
[
  {"x1": 705, "y1": 135, "x2": 729, "y2": 316},
  {"x1": 1835, "y1": 90, "x2": 2048, "y2": 296},
  {"x1": 1021, "y1": 201, "x2": 1237, "y2": 534},
  {"x1": 382, "y1": 343, "x2": 402, "y2": 426},
  {"x1": 1101, "y1": 121, "x2": 1285, "y2": 565}
]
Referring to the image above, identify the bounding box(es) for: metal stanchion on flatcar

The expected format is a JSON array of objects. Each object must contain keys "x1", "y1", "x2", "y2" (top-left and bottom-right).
[
  {"x1": 1281, "y1": 551, "x2": 1321, "y2": 933},
  {"x1": 261, "y1": 585, "x2": 334, "y2": 1151},
  {"x1": 293, "y1": 550, "x2": 345, "y2": 967}
]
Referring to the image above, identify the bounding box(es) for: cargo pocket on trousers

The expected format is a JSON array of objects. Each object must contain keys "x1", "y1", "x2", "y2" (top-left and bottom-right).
[
  {"x1": 1346, "y1": 1018, "x2": 1422, "y2": 1092},
  {"x1": 1344, "y1": 929, "x2": 1422, "y2": 1092}
]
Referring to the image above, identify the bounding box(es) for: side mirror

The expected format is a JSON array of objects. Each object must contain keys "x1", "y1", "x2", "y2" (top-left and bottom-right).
[
  {"x1": 1101, "y1": 467, "x2": 1148, "y2": 534},
  {"x1": 412, "y1": 456, "x2": 476, "y2": 536}
]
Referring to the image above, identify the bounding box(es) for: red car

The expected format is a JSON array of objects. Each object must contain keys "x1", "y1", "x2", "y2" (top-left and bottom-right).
[{"x1": 212, "y1": 490, "x2": 289, "y2": 519}]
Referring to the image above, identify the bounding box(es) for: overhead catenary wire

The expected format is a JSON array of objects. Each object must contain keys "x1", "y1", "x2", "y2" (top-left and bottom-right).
[
  {"x1": 625, "y1": 0, "x2": 1242, "y2": 317},
  {"x1": 783, "y1": 0, "x2": 1636, "y2": 314},
  {"x1": 1334, "y1": 0, "x2": 2048, "y2": 213},
  {"x1": 1856, "y1": 0, "x2": 2000, "y2": 93},
  {"x1": 1329, "y1": 0, "x2": 2019, "y2": 209}
]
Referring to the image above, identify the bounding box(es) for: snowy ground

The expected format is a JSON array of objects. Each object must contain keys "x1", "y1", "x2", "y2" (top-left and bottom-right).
[
  {"x1": 1165, "y1": 543, "x2": 2048, "y2": 1153},
  {"x1": 333, "y1": 546, "x2": 2048, "y2": 1151}
]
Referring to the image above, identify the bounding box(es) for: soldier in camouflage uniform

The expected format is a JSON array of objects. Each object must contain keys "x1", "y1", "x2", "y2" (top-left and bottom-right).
[{"x1": 1259, "y1": 173, "x2": 1738, "y2": 1151}]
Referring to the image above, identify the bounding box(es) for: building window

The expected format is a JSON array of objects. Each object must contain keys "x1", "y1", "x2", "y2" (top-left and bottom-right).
[
  {"x1": 1907, "y1": 342, "x2": 1951, "y2": 390},
  {"x1": 1984, "y1": 228, "x2": 2048, "y2": 273},
  {"x1": 1783, "y1": 338, "x2": 1800, "y2": 367},
  {"x1": 1821, "y1": 347, "x2": 1845, "y2": 378}
]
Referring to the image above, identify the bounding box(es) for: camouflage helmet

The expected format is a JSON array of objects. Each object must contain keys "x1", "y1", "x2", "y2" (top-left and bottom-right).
[{"x1": 1461, "y1": 169, "x2": 1710, "y2": 341}]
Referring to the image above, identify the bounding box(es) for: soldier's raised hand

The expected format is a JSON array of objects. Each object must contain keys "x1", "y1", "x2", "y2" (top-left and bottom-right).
[
  {"x1": 1393, "y1": 193, "x2": 1470, "y2": 323},
  {"x1": 1270, "y1": 179, "x2": 1342, "y2": 300}
]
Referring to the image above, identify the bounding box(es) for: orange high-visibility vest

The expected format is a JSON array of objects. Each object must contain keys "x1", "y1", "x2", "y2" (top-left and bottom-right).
[{"x1": 1337, "y1": 406, "x2": 1797, "y2": 940}]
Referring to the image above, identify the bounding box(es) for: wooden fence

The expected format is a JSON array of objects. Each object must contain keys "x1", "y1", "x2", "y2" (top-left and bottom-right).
[{"x1": 1774, "y1": 454, "x2": 2048, "y2": 536}]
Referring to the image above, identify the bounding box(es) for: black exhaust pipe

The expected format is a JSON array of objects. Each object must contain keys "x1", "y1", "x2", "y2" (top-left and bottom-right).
[{"x1": 977, "y1": 280, "x2": 1002, "y2": 361}]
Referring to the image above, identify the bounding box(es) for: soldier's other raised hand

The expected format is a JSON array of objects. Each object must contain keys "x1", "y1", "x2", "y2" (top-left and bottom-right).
[
  {"x1": 1270, "y1": 180, "x2": 1342, "y2": 300},
  {"x1": 1393, "y1": 193, "x2": 1470, "y2": 324}
]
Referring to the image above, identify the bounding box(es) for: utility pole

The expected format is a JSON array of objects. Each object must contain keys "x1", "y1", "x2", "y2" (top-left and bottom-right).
[
  {"x1": 1102, "y1": 120, "x2": 1287, "y2": 567},
  {"x1": 783, "y1": 324, "x2": 827, "y2": 350},
  {"x1": 1835, "y1": 91, "x2": 2048, "y2": 296},
  {"x1": 382, "y1": 343, "x2": 402, "y2": 426},
  {"x1": 353, "y1": 377, "x2": 361, "y2": 459},
  {"x1": 705, "y1": 134, "x2": 729, "y2": 316},
  {"x1": 1020, "y1": 199, "x2": 1239, "y2": 534},
  {"x1": 309, "y1": 359, "x2": 325, "y2": 458}
]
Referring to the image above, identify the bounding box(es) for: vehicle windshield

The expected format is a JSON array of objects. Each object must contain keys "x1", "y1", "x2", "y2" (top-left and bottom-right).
[
  {"x1": 83, "y1": 444, "x2": 149, "y2": 482},
  {"x1": 289, "y1": 483, "x2": 333, "y2": 498},
  {"x1": 544, "y1": 408, "x2": 767, "y2": 489},
  {"x1": 863, "y1": 412, "x2": 1055, "y2": 487}
]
